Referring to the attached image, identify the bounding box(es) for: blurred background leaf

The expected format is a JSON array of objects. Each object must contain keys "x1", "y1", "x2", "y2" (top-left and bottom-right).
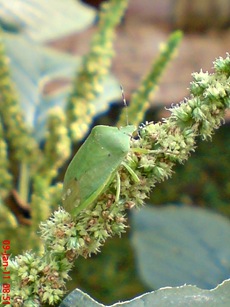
[
  {"x1": 0, "y1": 0, "x2": 96, "y2": 42},
  {"x1": 131, "y1": 205, "x2": 230, "y2": 289},
  {"x1": 60, "y1": 279, "x2": 230, "y2": 307},
  {"x1": 4, "y1": 33, "x2": 121, "y2": 142}
]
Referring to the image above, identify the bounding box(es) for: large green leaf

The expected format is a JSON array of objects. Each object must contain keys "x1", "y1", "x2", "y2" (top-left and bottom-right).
[
  {"x1": 0, "y1": 0, "x2": 96, "y2": 42},
  {"x1": 4, "y1": 34, "x2": 120, "y2": 141},
  {"x1": 59, "y1": 279, "x2": 230, "y2": 306},
  {"x1": 131, "y1": 205, "x2": 230, "y2": 289}
]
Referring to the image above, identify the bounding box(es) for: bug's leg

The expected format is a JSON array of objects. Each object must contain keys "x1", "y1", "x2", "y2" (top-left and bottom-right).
[
  {"x1": 132, "y1": 146, "x2": 177, "y2": 156},
  {"x1": 131, "y1": 147, "x2": 151, "y2": 154},
  {"x1": 122, "y1": 162, "x2": 140, "y2": 183},
  {"x1": 115, "y1": 172, "x2": 121, "y2": 202}
]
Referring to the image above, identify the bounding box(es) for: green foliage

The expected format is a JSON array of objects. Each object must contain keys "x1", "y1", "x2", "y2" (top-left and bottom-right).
[
  {"x1": 0, "y1": 0, "x2": 229, "y2": 306},
  {"x1": 0, "y1": 0, "x2": 129, "y2": 258},
  {"x1": 4, "y1": 53, "x2": 229, "y2": 306}
]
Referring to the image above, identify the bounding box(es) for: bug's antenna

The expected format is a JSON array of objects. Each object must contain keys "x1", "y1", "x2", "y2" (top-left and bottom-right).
[{"x1": 120, "y1": 85, "x2": 129, "y2": 126}]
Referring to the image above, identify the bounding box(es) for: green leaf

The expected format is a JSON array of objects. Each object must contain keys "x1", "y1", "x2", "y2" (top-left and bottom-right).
[
  {"x1": 131, "y1": 205, "x2": 230, "y2": 289},
  {"x1": 4, "y1": 34, "x2": 121, "y2": 141},
  {"x1": 59, "y1": 279, "x2": 230, "y2": 306},
  {"x1": 0, "y1": 0, "x2": 96, "y2": 42}
]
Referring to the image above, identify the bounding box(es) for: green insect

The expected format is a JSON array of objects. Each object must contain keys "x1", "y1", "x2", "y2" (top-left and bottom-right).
[{"x1": 62, "y1": 125, "x2": 137, "y2": 216}]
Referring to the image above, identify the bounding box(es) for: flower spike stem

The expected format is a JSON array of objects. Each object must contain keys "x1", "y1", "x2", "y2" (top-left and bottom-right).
[
  {"x1": 66, "y1": 0, "x2": 129, "y2": 141},
  {"x1": 118, "y1": 30, "x2": 183, "y2": 126}
]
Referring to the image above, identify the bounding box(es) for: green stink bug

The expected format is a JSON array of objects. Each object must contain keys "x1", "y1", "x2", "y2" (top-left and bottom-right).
[{"x1": 62, "y1": 125, "x2": 136, "y2": 216}]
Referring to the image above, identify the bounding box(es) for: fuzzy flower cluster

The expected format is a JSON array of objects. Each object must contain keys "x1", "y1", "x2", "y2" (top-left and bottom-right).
[
  {"x1": 121, "y1": 54, "x2": 230, "y2": 208},
  {"x1": 7, "y1": 209, "x2": 75, "y2": 306},
  {"x1": 68, "y1": 53, "x2": 230, "y2": 256},
  {"x1": 6, "y1": 55, "x2": 230, "y2": 305}
]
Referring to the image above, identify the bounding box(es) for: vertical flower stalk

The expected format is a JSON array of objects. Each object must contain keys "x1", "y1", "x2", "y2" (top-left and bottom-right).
[
  {"x1": 66, "y1": 0, "x2": 129, "y2": 141},
  {"x1": 0, "y1": 33, "x2": 41, "y2": 204},
  {"x1": 30, "y1": 107, "x2": 71, "y2": 228},
  {"x1": 0, "y1": 35, "x2": 40, "y2": 166},
  {"x1": 118, "y1": 30, "x2": 183, "y2": 126},
  {"x1": 39, "y1": 107, "x2": 71, "y2": 183}
]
